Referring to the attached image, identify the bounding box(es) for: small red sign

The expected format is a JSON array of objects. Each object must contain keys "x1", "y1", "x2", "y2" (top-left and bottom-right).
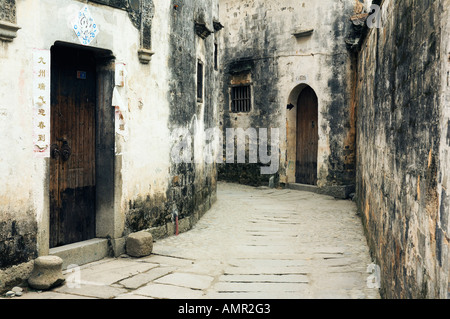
[{"x1": 77, "y1": 71, "x2": 87, "y2": 80}]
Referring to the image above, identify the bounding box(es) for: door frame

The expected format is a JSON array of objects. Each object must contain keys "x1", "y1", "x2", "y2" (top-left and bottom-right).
[
  {"x1": 43, "y1": 41, "x2": 118, "y2": 251},
  {"x1": 285, "y1": 83, "x2": 320, "y2": 185},
  {"x1": 295, "y1": 86, "x2": 318, "y2": 185},
  {"x1": 49, "y1": 45, "x2": 98, "y2": 247}
]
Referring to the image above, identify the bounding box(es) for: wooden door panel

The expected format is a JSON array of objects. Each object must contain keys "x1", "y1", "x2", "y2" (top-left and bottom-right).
[
  {"x1": 296, "y1": 87, "x2": 318, "y2": 185},
  {"x1": 50, "y1": 46, "x2": 96, "y2": 248}
]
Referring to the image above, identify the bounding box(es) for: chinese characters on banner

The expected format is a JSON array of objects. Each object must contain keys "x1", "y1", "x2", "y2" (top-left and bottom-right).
[{"x1": 33, "y1": 49, "x2": 51, "y2": 158}]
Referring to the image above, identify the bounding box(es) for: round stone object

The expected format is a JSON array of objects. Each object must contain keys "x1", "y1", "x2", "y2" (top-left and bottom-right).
[
  {"x1": 12, "y1": 286, "x2": 23, "y2": 293},
  {"x1": 126, "y1": 231, "x2": 154, "y2": 258},
  {"x1": 28, "y1": 256, "x2": 65, "y2": 290}
]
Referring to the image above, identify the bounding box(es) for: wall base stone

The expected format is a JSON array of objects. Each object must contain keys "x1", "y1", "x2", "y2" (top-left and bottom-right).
[
  {"x1": 0, "y1": 261, "x2": 34, "y2": 294},
  {"x1": 318, "y1": 185, "x2": 355, "y2": 200},
  {"x1": 287, "y1": 183, "x2": 355, "y2": 199},
  {"x1": 126, "y1": 232, "x2": 154, "y2": 258}
]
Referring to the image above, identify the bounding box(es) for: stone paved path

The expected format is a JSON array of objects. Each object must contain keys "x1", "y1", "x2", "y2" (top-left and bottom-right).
[{"x1": 14, "y1": 182, "x2": 380, "y2": 299}]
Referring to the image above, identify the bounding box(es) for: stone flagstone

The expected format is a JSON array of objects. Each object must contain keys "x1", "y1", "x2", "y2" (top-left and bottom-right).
[
  {"x1": 154, "y1": 273, "x2": 214, "y2": 290},
  {"x1": 134, "y1": 283, "x2": 204, "y2": 299}
]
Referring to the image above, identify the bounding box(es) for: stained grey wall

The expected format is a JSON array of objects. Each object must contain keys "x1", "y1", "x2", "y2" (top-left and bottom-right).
[
  {"x1": 125, "y1": 0, "x2": 220, "y2": 234},
  {"x1": 355, "y1": 0, "x2": 449, "y2": 298}
]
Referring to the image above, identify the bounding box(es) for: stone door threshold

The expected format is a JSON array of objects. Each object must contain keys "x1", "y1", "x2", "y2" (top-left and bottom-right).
[{"x1": 49, "y1": 238, "x2": 109, "y2": 270}]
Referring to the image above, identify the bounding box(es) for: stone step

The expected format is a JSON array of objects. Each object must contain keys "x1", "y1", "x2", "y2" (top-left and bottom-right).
[
  {"x1": 49, "y1": 238, "x2": 109, "y2": 270},
  {"x1": 287, "y1": 183, "x2": 319, "y2": 194}
]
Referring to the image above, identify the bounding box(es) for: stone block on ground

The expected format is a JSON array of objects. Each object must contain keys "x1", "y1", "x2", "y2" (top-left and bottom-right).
[
  {"x1": 126, "y1": 231, "x2": 154, "y2": 257},
  {"x1": 28, "y1": 256, "x2": 65, "y2": 290}
]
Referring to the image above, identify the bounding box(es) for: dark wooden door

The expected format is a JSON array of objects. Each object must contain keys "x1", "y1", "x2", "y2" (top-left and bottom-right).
[
  {"x1": 50, "y1": 46, "x2": 96, "y2": 248},
  {"x1": 296, "y1": 86, "x2": 318, "y2": 185}
]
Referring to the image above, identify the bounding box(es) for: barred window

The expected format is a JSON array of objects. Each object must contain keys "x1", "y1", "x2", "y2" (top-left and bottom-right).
[{"x1": 231, "y1": 85, "x2": 251, "y2": 113}]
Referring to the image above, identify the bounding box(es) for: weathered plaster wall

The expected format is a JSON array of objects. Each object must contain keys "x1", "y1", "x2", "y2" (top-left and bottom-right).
[
  {"x1": 0, "y1": 0, "x2": 147, "y2": 290},
  {"x1": 217, "y1": 0, "x2": 357, "y2": 194},
  {"x1": 355, "y1": 0, "x2": 449, "y2": 298},
  {"x1": 125, "y1": 0, "x2": 220, "y2": 235},
  {"x1": 0, "y1": 0, "x2": 219, "y2": 292}
]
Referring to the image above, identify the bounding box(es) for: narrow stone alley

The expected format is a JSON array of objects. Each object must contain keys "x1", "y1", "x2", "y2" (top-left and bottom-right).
[{"x1": 14, "y1": 182, "x2": 380, "y2": 299}]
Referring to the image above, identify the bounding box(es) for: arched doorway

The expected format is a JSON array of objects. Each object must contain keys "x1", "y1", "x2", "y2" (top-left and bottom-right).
[{"x1": 295, "y1": 86, "x2": 318, "y2": 185}]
